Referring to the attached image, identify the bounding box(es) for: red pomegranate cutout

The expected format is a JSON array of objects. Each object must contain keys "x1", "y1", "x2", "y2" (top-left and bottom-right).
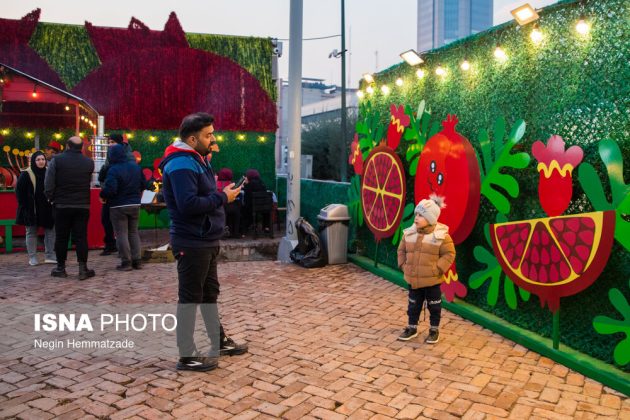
[
  {"x1": 72, "y1": 13, "x2": 276, "y2": 131},
  {"x1": 361, "y1": 143, "x2": 406, "y2": 241},
  {"x1": 490, "y1": 211, "x2": 616, "y2": 312},
  {"x1": 414, "y1": 115, "x2": 480, "y2": 244}
]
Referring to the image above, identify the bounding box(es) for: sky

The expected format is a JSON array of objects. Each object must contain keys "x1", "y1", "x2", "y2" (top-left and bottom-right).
[{"x1": 6, "y1": 0, "x2": 558, "y2": 88}]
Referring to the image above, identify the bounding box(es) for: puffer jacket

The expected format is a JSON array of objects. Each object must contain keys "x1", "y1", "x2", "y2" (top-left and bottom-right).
[{"x1": 397, "y1": 223, "x2": 456, "y2": 289}]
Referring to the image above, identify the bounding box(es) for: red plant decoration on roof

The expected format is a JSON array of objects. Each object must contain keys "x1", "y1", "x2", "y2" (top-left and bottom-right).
[
  {"x1": 73, "y1": 13, "x2": 277, "y2": 131},
  {"x1": 0, "y1": 9, "x2": 66, "y2": 89}
]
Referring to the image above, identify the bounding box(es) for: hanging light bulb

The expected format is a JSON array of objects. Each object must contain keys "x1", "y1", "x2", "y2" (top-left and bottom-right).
[
  {"x1": 366, "y1": 85, "x2": 374, "y2": 94},
  {"x1": 530, "y1": 24, "x2": 543, "y2": 44},
  {"x1": 575, "y1": 16, "x2": 590, "y2": 35},
  {"x1": 435, "y1": 66, "x2": 446, "y2": 76},
  {"x1": 381, "y1": 85, "x2": 390, "y2": 95},
  {"x1": 395, "y1": 78, "x2": 404, "y2": 87},
  {"x1": 65, "y1": 104, "x2": 70, "y2": 111},
  {"x1": 356, "y1": 90, "x2": 365, "y2": 98},
  {"x1": 494, "y1": 45, "x2": 507, "y2": 62},
  {"x1": 460, "y1": 60, "x2": 470, "y2": 71},
  {"x1": 416, "y1": 69, "x2": 425, "y2": 79},
  {"x1": 31, "y1": 85, "x2": 38, "y2": 98}
]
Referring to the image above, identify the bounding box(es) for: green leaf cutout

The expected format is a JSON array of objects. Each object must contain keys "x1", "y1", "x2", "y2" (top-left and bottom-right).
[
  {"x1": 402, "y1": 100, "x2": 433, "y2": 176},
  {"x1": 593, "y1": 280, "x2": 630, "y2": 366},
  {"x1": 468, "y1": 218, "x2": 530, "y2": 309},
  {"x1": 478, "y1": 117, "x2": 531, "y2": 215},
  {"x1": 347, "y1": 175, "x2": 363, "y2": 228},
  {"x1": 578, "y1": 139, "x2": 630, "y2": 251},
  {"x1": 354, "y1": 100, "x2": 385, "y2": 160}
]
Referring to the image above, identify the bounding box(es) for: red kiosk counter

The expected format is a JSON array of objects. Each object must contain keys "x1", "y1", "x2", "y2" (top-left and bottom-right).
[{"x1": 0, "y1": 189, "x2": 105, "y2": 250}]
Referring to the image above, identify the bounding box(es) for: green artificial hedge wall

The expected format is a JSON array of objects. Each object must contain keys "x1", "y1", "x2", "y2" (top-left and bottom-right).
[
  {"x1": 0, "y1": 128, "x2": 275, "y2": 189},
  {"x1": 276, "y1": 176, "x2": 351, "y2": 228},
  {"x1": 345, "y1": 0, "x2": 629, "y2": 373},
  {"x1": 29, "y1": 23, "x2": 101, "y2": 90}
]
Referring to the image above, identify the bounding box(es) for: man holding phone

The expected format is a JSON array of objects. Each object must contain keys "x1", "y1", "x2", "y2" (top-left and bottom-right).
[{"x1": 160, "y1": 112, "x2": 248, "y2": 372}]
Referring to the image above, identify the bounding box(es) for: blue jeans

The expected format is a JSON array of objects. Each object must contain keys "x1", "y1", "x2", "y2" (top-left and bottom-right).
[
  {"x1": 407, "y1": 284, "x2": 442, "y2": 328},
  {"x1": 25, "y1": 226, "x2": 55, "y2": 260}
]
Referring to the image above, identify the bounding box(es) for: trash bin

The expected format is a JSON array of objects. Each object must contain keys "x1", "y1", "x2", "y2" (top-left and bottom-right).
[{"x1": 317, "y1": 204, "x2": 350, "y2": 264}]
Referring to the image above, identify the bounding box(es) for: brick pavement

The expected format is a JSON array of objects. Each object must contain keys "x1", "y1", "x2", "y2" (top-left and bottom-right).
[{"x1": 0, "y1": 251, "x2": 628, "y2": 419}]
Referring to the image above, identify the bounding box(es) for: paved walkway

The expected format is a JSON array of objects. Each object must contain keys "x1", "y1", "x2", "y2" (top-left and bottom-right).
[{"x1": 0, "y1": 252, "x2": 628, "y2": 419}]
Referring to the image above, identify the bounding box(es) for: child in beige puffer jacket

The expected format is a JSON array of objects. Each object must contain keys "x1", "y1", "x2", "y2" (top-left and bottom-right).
[{"x1": 397, "y1": 195, "x2": 456, "y2": 343}]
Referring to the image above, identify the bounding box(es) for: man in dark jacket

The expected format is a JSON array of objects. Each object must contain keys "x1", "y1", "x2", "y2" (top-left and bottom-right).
[
  {"x1": 44, "y1": 136, "x2": 96, "y2": 280},
  {"x1": 161, "y1": 112, "x2": 247, "y2": 372},
  {"x1": 100, "y1": 144, "x2": 145, "y2": 271},
  {"x1": 98, "y1": 134, "x2": 135, "y2": 255}
]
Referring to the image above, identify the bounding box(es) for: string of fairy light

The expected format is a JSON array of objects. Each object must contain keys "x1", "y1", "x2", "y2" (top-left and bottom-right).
[
  {"x1": 356, "y1": 5, "x2": 593, "y2": 99},
  {"x1": 0, "y1": 128, "x2": 269, "y2": 146}
]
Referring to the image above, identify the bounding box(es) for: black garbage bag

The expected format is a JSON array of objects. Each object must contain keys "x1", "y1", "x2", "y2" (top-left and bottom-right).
[{"x1": 290, "y1": 217, "x2": 327, "y2": 268}]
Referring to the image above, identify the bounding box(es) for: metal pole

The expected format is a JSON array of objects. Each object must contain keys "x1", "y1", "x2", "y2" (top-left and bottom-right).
[
  {"x1": 277, "y1": 0, "x2": 303, "y2": 262},
  {"x1": 552, "y1": 308, "x2": 560, "y2": 350},
  {"x1": 75, "y1": 105, "x2": 80, "y2": 135},
  {"x1": 340, "y1": 0, "x2": 348, "y2": 182}
]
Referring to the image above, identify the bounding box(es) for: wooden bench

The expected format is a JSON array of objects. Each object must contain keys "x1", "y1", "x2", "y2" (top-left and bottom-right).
[{"x1": 0, "y1": 219, "x2": 16, "y2": 253}]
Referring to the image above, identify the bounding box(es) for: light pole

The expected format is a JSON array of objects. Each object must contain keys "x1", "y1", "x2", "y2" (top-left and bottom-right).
[
  {"x1": 277, "y1": 0, "x2": 303, "y2": 262},
  {"x1": 340, "y1": 0, "x2": 347, "y2": 182}
]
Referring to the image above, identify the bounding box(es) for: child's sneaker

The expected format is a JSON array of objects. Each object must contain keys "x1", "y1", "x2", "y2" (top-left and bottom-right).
[
  {"x1": 425, "y1": 328, "x2": 439, "y2": 344},
  {"x1": 397, "y1": 327, "x2": 418, "y2": 341}
]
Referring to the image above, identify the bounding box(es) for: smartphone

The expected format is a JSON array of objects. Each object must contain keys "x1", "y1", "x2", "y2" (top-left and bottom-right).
[{"x1": 233, "y1": 175, "x2": 246, "y2": 188}]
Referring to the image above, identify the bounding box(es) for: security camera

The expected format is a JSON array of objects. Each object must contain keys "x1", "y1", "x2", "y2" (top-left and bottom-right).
[
  {"x1": 273, "y1": 41, "x2": 283, "y2": 57},
  {"x1": 328, "y1": 49, "x2": 339, "y2": 58}
]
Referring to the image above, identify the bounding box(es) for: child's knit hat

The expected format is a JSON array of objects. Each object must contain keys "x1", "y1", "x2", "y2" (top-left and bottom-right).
[{"x1": 414, "y1": 194, "x2": 446, "y2": 225}]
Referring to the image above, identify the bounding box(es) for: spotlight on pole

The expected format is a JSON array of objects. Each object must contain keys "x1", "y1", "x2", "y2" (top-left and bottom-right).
[
  {"x1": 511, "y1": 3, "x2": 539, "y2": 26},
  {"x1": 400, "y1": 49, "x2": 424, "y2": 66}
]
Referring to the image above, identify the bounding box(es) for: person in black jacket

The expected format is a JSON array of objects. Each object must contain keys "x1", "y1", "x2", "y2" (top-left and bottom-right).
[
  {"x1": 15, "y1": 151, "x2": 55, "y2": 266},
  {"x1": 100, "y1": 144, "x2": 145, "y2": 271},
  {"x1": 241, "y1": 169, "x2": 270, "y2": 236},
  {"x1": 98, "y1": 134, "x2": 134, "y2": 255},
  {"x1": 44, "y1": 136, "x2": 96, "y2": 280},
  {"x1": 160, "y1": 112, "x2": 247, "y2": 372}
]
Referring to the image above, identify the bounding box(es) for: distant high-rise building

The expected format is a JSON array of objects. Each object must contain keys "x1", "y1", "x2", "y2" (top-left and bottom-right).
[{"x1": 417, "y1": 0, "x2": 493, "y2": 52}]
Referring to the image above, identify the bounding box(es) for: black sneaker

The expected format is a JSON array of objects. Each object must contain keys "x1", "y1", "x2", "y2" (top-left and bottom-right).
[
  {"x1": 220, "y1": 336, "x2": 248, "y2": 356},
  {"x1": 397, "y1": 327, "x2": 418, "y2": 341},
  {"x1": 425, "y1": 328, "x2": 439, "y2": 344},
  {"x1": 176, "y1": 355, "x2": 218, "y2": 371},
  {"x1": 132, "y1": 260, "x2": 142, "y2": 270}
]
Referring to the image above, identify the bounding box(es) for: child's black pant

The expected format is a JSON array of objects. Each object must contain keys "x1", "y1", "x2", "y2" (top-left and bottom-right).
[{"x1": 407, "y1": 284, "x2": 442, "y2": 328}]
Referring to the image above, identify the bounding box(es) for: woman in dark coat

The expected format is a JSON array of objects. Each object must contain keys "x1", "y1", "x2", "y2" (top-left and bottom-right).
[
  {"x1": 241, "y1": 169, "x2": 270, "y2": 235},
  {"x1": 16, "y1": 151, "x2": 56, "y2": 266},
  {"x1": 217, "y1": 168, "x2": 241, "y2": 238}
]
